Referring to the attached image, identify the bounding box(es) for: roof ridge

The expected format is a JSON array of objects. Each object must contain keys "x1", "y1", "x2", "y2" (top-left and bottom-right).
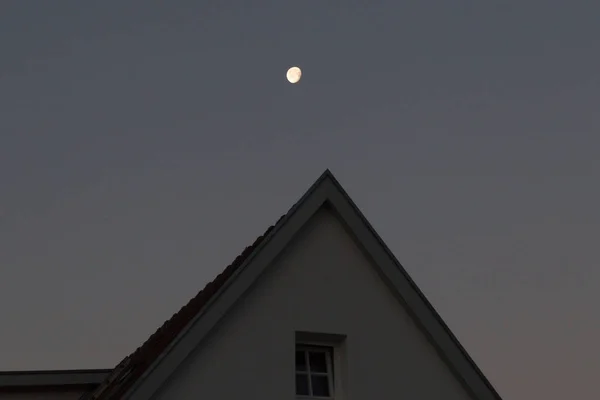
[{"x1": 87, "y1": 217, "x2": 283, "y2": 400}]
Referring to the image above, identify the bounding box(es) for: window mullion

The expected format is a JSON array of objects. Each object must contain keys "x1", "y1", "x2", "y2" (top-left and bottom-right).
[
  {"x1": 326, "y1": 349, "x2": 334, "y2": 397},
  {"x1": 305, "y1": 350, "x2": 313, "y2": 396}
]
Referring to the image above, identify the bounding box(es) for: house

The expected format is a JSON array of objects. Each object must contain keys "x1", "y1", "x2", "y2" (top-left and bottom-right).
[{"x1": 0, "y1": 170, "x2": 503, "y2": 400}]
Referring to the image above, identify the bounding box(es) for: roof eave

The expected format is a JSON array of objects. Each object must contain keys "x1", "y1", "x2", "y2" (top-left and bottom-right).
[{"x1": 0, "y1": 369, "x2": 111, "y2": 388}]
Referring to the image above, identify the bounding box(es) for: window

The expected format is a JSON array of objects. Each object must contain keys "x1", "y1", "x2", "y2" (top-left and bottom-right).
[{"x1": 295, "y1": 345, "x2": 334, "y2": 398}]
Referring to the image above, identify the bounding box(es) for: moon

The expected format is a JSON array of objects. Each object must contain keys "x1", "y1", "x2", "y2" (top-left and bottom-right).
[{"x1": 286, "y1": 66, "x2": 302, "y2": 84}]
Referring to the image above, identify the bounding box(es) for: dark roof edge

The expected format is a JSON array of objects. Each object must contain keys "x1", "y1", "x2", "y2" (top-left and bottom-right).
[
  {"x1": 0, "y1": 369, "x2": 111, "y2": 388},
  {"x1": 116, "y1": 170, "x2": 334, "y2": 399},
  {"x1": 325, "y1": 171, "x2": 503, "y2": 399}
]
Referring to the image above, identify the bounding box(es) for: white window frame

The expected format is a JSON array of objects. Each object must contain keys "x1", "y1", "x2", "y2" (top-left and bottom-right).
[{"x1": 295, "y1": 344, "x2": 335, "y2": 399}]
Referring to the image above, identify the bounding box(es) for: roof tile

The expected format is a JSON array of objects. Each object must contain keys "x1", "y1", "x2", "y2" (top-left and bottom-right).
[{"x1": 87, "y1": 217, "x2": 283, "y2": 400}]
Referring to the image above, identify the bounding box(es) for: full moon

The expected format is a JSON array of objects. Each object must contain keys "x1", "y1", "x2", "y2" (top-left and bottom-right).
[{"x1": 286, "y1": 66, "x2": 302, "y2": 84}]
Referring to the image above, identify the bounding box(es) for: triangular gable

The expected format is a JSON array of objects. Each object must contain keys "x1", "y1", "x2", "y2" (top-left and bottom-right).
[{"x1": 92, "y1": 170, "x2": 503, "y2": 400}]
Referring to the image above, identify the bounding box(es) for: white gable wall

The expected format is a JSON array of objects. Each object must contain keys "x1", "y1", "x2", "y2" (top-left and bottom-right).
[{"x1": 152, "y1": 207, "x2": 474, "y2": 400}]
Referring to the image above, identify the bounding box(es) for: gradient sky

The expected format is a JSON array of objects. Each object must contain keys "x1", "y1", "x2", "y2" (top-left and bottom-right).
[{"x1": 1, "y1": 1, "x2": 599, "y2": 399}]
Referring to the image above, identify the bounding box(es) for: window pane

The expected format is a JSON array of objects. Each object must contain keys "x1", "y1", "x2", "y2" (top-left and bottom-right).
[
  {"x1": 311, "y1": 375, "x2": 331, "y2": 397},
  {"x1": 296, "y1": 373, "x2": 309, "y2": 396},
  {"x1": 295, "y1": 350, "x2": 307, "y2": 372},
  {"x1": 309, "y1": 351, "x2": 328, "y2": 373}
]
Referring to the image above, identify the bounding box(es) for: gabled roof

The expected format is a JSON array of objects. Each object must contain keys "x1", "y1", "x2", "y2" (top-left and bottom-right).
[
  {"x1": 88, "y1": 170, "x2": 503, "y2": 400},
  {"x1": 85, "y1": 218, "x2": 284, "y2": 400}
]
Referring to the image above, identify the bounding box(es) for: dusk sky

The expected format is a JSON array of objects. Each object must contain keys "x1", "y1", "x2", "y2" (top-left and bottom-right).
[{"x1": 1, "y1": 2, "x2": 599, "y2": 399}]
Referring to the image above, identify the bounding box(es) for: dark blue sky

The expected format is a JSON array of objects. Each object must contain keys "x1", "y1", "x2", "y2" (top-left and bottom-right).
[{"x1": 1, "y1": 2, "x2": 599, "y2": 399}]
